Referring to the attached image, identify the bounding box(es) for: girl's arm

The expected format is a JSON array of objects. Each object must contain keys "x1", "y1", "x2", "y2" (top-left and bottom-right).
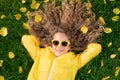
[
  {"x1": 77, "y1": 43, "x2": 102, "y2": 68},
  {"x1": 21, "y1": 35, "x2": 40, "y2": 61}
]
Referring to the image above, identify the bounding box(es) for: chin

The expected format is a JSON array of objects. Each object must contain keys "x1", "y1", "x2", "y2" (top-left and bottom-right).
[{"x1": 55, "y1": 52, "x2": 64, "y2": 57}]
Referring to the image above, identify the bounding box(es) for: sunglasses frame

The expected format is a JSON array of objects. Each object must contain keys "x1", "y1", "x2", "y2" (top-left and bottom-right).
[{"x1": 51, "y1": 40, "x2": 71, "y2": 47}]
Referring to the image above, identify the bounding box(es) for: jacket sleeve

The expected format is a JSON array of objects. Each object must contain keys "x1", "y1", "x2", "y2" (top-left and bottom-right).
[
  {"x1": 21, "y1": 35, "x2": 40, "y2": 61},
  {"x1": 77, "y1": 43, "x2": 102, "y2": 68}
]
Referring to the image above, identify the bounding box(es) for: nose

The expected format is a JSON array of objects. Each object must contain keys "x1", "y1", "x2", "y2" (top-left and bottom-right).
[{"x1": 57, "y1": 43, "x2": 63, "y2": 48}]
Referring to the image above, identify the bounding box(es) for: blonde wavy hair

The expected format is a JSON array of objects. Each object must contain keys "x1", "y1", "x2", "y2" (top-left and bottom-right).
[{"x1": 27, "y1": 0, "x2": 104, "y2": 50}]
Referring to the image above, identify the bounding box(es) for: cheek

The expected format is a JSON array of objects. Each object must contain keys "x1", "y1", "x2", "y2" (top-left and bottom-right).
[
  {"x1": 66, "y1": 46, "x2": 71, "y2": 51},
  {"x1": 51, "y1": 45, "x2": 56, "y2": 50}
]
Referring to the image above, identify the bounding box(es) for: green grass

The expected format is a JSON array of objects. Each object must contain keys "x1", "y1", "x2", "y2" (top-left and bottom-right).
[{"x1": 0, "y1": 0, "x2": 120, "y2": 80}]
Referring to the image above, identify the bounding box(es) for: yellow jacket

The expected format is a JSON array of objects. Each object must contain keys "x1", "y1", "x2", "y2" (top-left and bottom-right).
[{"x1": 22, "y1": 35, "x2": 102, "y2": 80}]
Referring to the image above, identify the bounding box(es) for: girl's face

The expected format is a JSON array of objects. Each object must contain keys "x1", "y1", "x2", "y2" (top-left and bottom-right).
[{"x1": 51, "y1": 32, "x2": 71, "y2": 57}]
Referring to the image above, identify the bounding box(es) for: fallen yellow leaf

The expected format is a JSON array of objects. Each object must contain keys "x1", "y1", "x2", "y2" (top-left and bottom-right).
[
  {"x1": 98, "y1": 16, "x2": 105, "y2": 25},
  {"x1": 0, "y1": 27, "x2": 8, "y2": 37},
  {"x1": 104, "y1": 27, "x2": 112, "y2": 33},
  {"x1": 87, "y1": 69, "x2": 91, "y2": 74},
  {"x1": 103, "y1": 0, "x2": 107, "y2": 4},
  {"x1": 1, "y1": 14, "x2": 6, "y2": 19},
  {"x1": 115, "y1": 67, "x2": 120, "y2": 77},
  {"x1": 19, "y1": 66, "x2": 23, "y2": 73},
  {"x1": 85, "y1": 1, "x2": 92, "y2": 8},
  {"x1": 110, "y1": 54, "x2": 116, "y2": 59},
  {"x1": 118, "y1": 48, "x2": 120, "y2": 52},
  {"x1": 80, "y1": 25, "x2": 88, "y2": 34},
  {"x1": 112, "y1": 16, "x2": 119, "y2": 21},
  {"x1": 0, "y1": 60, "x2": 3, "y2": 67},
  {"x1": 14, "y1": 14, "x2": 21, "y2": 20},
  {"x1": 8, "y1": 52, "x2": 15, "y2": 59},
  {"x1": 113, "y1": 8, "x2": 120, "y2": 15},
  {"x1": 101, "y1": 58, "x2": 104, "y2": 67},
  {"x1": 23, "y1": 22, "x2": 29, "y2": 29},
  {"x1": 34, "y1": 15, "x2": 42, "y2": 22},
  {"x1": 0, "y1": 75, "x2": 4, "y2": 80},
  {"x1": 31, "y1": 0, "x2": 40, "y2": 10},
  {"x1": 22, "y1": 0, "x2": 26, "y2": 4},
  {"x1": 102, "y1": 76, "x2": 110, "y2": 80},
  {"x1": 20, "y1": 7, "x2": 27, "y2": 13},
  {"x1": 108, "y1": 42, "x2": 112, "y2": 47}
]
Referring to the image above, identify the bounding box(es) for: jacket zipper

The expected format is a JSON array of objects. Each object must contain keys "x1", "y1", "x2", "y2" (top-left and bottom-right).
[{"x1": 48, "y1": 58, "x2": 57, "y2": 80}]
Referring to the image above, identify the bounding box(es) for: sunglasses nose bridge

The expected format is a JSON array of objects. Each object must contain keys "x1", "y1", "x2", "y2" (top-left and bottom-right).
[
  {"x1": 57, "y1": 41, "x2": 66, "y2": 47},
  {"x1": 57, "y1": 41, "x2": 62, "y2": 46}
]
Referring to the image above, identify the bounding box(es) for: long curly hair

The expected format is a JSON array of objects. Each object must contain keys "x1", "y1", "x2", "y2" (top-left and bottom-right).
[{"x1": 27, "y1": 0, "x2": 104, "y2": 50}]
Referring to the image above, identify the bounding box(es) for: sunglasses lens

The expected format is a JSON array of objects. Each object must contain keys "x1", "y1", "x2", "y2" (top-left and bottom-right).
[
  {"x1": 62, "y1": 42, "x2": 68, "y2": 46},
  {"x1": 52, "y1": 41, "x2": 59, "y2": 46}
]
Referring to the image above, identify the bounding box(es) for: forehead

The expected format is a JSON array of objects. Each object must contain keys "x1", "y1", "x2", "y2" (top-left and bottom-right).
[{"x1": 53, "y1": 32, "x2": 69, "y2": 41}]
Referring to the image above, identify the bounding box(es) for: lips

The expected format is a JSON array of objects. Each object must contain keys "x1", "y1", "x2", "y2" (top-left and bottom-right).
[{"x1": 56, "y1": 50, "x2": 64, "y2": 53}]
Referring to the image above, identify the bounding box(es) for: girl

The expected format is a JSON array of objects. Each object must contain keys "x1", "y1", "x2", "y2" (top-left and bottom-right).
[{"x1": 22, "y1": 0, "x2": 104, "y2": 80}]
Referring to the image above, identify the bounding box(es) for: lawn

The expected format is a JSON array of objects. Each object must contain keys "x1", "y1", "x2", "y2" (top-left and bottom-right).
[{"x1": 0, "y1": 0, "x2": 120, "y2": 80}]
